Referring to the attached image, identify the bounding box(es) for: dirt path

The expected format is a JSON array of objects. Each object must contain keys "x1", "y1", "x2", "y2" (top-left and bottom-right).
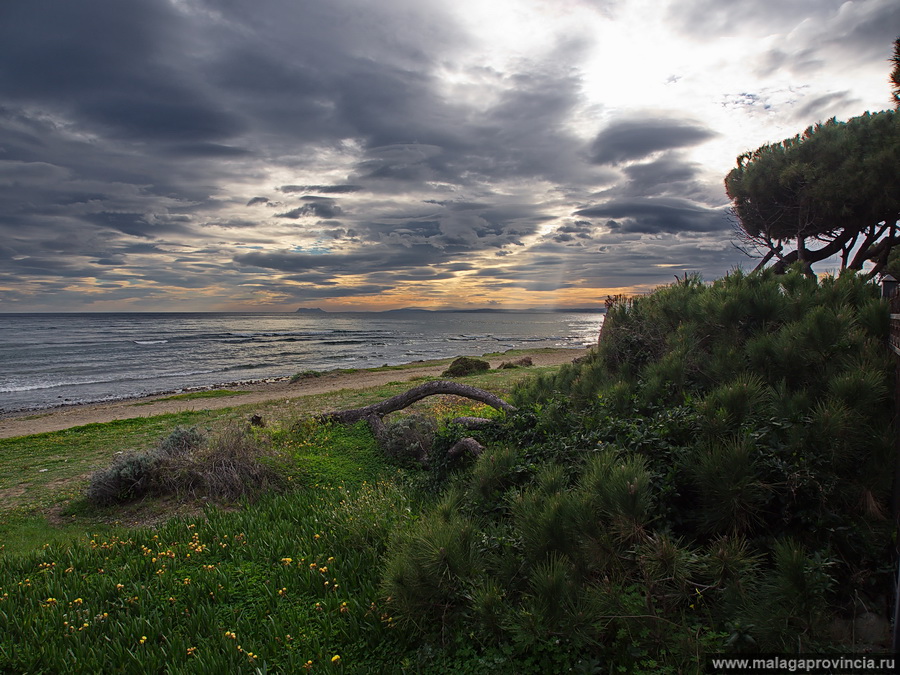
[{"x1": 0, "y1": 348, "x2": 587, "y2": 439}]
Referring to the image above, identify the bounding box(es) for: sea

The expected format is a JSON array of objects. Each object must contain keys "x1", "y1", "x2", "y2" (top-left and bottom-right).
[{"x1": 0, "y1": 311, "x2": 604, "y2": 414}]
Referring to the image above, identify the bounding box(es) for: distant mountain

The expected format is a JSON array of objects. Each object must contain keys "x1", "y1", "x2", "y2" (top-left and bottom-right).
[{"x1": 296, "y1": 306, "x2": 604, "y2": 314}]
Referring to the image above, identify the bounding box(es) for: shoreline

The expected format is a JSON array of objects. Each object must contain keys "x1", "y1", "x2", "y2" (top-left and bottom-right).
[{"x1": 0, "y1": 347, "x2": 588, "y2": 439}]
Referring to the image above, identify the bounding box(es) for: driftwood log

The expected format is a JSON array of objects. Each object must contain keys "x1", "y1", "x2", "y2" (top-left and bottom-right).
[{"x1": 316, "y1": 380, "x2": 517, "y2": 461}]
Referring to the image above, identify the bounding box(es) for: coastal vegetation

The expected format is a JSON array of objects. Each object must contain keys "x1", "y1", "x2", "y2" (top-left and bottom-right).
[{"x1": 0, "y1": 268, "x2": 895, "y2": 671}]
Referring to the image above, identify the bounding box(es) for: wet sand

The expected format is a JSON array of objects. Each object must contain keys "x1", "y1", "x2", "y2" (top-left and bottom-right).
[{"x1": 0, "y1": 348, "x2": 588, "y2": 439}]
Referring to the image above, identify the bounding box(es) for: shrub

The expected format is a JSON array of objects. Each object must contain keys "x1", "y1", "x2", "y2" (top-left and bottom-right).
[
  {"x1": 469, "y1": 446, "x2": 524, "y2": 507},
  {"x1": 690, "y1": 437, "x2": 769, "y2": 535},
  {"x1": 381, "y1": 511, "x2": 481, "y2": 633},
  {"x1": 87, "y1": 424, "x2": 284, "y2": 505},
  {"x1": 86, "y1": 450, "x2": 161, "y2": 506},
  {"x1": 442, "y1": 356, "x2": 490, "y2": 377},
  {"x1": 86, "y1": 426, "x2": 206, "y2": 506},
  {"x1": 379, "y1": 268, "x2": 895, "y2": 661},
  {"x1": 380, "y1": 413, "x2": 438, "y2": 465},
  {"x1": 498, "y1": 356, "x2": 533, "y2": 369},
  {"x1": 156, "y1": 424, "x2": 285, "y2": 502},
  {"x1": 156, "y1": 424, "x2": 205, "y2": 456},
  {"x1": 289, "y1": 369, "x2": 322, "y2": 382}
]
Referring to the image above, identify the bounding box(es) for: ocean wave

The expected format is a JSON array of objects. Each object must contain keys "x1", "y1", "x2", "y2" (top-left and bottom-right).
[
  {"x1": 220, "y1": 363, "x2": 271, "y2": 372},
  {"x1": 320, "y1": 339, "x2": 373, "y2": 345},
  {"x1": 133, "y1": 340, "x2": 168, "y2": 345},
  {"x1": 0, "y1": 368, "x2": 217, "y2": 393}
]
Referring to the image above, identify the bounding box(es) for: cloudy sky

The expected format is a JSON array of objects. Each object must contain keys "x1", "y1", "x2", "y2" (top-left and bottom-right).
[{"x1": 0, "y1": 0, "x2": 897, "y2": 311}]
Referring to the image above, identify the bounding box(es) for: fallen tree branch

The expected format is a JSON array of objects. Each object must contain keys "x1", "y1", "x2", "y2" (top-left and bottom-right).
[
  {"x1": 316, "y1": 380, "x2": 517, "y2": 425},
  {"x1": 447, "y1": 437, "x2": 485, "y2": 458},
  {"x1": 315, "y1": 380, "x2": 514, "y2": 466}
]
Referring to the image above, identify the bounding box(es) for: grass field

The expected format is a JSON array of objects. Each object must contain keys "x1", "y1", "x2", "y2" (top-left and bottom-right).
[{"x1": 0, "y1": 360, "x2": 566, "y2": 673}]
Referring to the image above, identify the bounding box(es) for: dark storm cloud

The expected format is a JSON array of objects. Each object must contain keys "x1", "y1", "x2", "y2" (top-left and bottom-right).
[
  {"x1": 622, "y1": 153, "x2": 702, "y2": 192},
  {"x1": 755, "y1": 48, "x2": 824, "y2": 78},
  {"x1": 234, "y1": 245, "x2": 447, "y2": 276},
  {"x1": 474, "y1": 236, "x2": 742, "y2": 293},
  {"x1": 0, "y1": 0, "x2": 246, "y2": 144},
  {"x1": 818, "y1": 0, "x2": 900, "y2": 61},
  {"x1": 275, "y1": 199, "x2": 344, "y2": 220},
  {"x1": 282, "y1": 273, "x2": 340, "y2": 285},
  {"x1": 367, "y1": 268, "x2": 458, "y2": 282},
  {"x1": 554, "y1": 221, "x2": 595, "y2": 244},
  {"x1": 0, "y1": 0, "x2": 600, "y2": 306},
  {"x1": 466, "y1": 58, "x2": 592, "y2": 183},
  {"x1": 575, "y1": 197, "x2": 728, "y2": 234},
  {"x1": 279, "y1": 185, "x2": 363, "y2": 194},
  {"x1": 590, "y1": 118, "x2": 717, "y2": 165},
  {"x1": 162, "y1": 143, "x2": 251, "y2": 158},
  {"x1": 322, "y1": 198, "x2": 553, "y2": 256},
  {"x1": 0, "y1": 0, "x2": 883, "y2": 309}
]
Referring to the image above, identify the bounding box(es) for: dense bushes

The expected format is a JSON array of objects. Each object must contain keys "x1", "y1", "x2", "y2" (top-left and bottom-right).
[
  {"x1": 381, "y1": 268, "x2": 896, "y2": 667},
  {"x1": 87, "y1": 425, "x2": 285, "y2": 505}
]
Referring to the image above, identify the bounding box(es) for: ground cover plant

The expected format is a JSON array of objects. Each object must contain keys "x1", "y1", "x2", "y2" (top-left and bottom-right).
[{"x1": 0, "y1": 483, "x2": 420, "y2": 673}]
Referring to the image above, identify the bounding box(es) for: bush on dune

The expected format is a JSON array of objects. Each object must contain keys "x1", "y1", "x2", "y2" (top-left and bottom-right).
[{"x1": 382, "y1": 267, "x2": 896, "y2": 667}]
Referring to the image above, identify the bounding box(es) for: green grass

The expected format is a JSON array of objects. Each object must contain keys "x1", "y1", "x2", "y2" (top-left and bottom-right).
[
  {"x1": 0, "y1": 360, "x2": 565, "y2": 555},
  {"x1": 132, "y1": 390, "x2": 251, "y2": 405},
  {"x1": 0, "y1": 394, "x2": 434, "y2": 672},
  {"x1": 0, "y1": 412, "x2": 222, "y2": 512},
  {"x1": 0, "y1": 357, "x2": 580, "y2": 672}
]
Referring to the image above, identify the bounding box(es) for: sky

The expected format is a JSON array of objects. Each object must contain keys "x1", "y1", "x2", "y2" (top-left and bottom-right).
[{"x1": 0, "y1": 0, "x2": 897, "y2": 312}]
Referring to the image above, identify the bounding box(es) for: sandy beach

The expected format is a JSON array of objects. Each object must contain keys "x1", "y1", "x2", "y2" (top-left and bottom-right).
[{"x1": 0, "y1": 348, "x2": 588, "y2": 439}]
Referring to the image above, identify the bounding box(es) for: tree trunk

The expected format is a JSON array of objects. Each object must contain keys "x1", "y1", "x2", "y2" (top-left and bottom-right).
[
  {"x1": 316, "y1": 380, "x2": 516, "y2": 425},
  {"x1": 316, "y1": 380, "x2": 516, "y2": 465}
]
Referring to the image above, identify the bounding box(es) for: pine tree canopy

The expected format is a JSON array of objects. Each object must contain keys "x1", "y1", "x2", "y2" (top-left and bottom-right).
[{"x1": 725, "y1": 110, "x2": 900, "y2": 276}]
